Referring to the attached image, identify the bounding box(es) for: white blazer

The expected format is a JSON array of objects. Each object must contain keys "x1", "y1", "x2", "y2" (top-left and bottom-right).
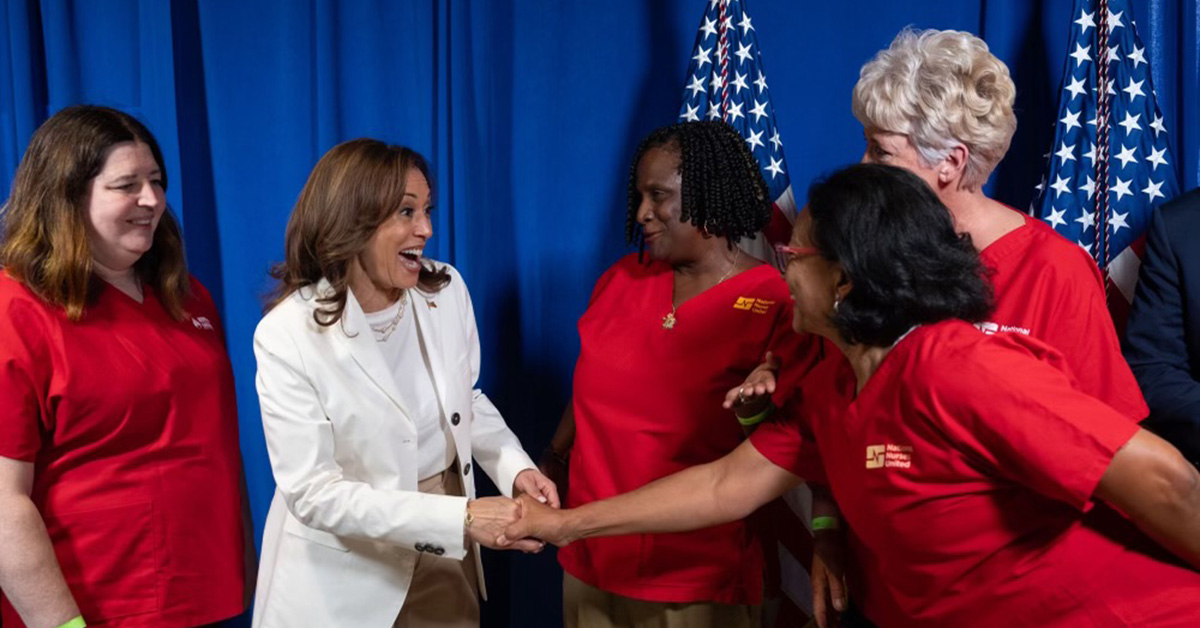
[{"x1": 250, "y1": 263, "x2": 536, "y2": 628}]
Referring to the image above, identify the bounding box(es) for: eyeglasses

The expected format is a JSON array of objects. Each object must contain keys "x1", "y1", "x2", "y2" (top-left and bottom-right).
[{"x1": 773, "y1": 243, "x2": 819, "y2": 271}]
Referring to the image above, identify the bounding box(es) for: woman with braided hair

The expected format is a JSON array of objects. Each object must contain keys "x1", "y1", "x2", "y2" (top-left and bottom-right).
[
  {"x1": 506, "y1": 163, "x2": 1200, "y2": 628},
  {"x1": 537, "y1": 120, "x2": 821, "y2": 628}
]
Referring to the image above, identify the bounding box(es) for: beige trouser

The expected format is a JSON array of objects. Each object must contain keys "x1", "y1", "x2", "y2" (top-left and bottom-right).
[
  {"x1": 564, "y1": 572, "x2": 761, "y2": 628},
  {"x1": 393, "y1": 464, "x2": 480, "y2": 628}
]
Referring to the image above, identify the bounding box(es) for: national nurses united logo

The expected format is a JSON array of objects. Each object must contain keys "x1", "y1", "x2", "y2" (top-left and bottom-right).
[
  {"x1": 866, "y1": 443, "x2": 913, "y2": 469},
  {"x1": 733, "y1": 296, "x2": 774, "y2": 314},
  {"x1": 975, "y1": 321, "x2": 1030, "y2": 336}
]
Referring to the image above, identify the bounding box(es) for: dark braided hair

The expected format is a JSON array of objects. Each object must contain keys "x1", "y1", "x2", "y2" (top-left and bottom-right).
[
  {"x1": 807, "y1": 163, "x2": 994, "y2": 347},
  {"x1": 625, "y1": 120, "x2": 771, "y2": 249}
]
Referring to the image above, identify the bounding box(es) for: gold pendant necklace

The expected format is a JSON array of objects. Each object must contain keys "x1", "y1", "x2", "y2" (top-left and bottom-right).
[{"x1": 662, "y1": 248, "x2": 739, "y2": 330}]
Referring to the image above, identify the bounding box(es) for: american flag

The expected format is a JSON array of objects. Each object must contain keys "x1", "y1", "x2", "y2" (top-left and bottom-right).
[
  {"x1": 678, "y1": 0, "x2": 799, "y2": 262},
  {"x1": 678, "y1": 2, "x2": 813, "y2": 625},
  {"x1": 1032, "y1": 0, "x2": 1180, "y2": 325}
]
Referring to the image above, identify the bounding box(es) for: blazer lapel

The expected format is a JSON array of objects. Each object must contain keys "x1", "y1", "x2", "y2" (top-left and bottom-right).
[
  {"x1": 323, "y1": 281, "x2": 415, "y2": 427},
  {"x1": 410, "y1": 288, "x2": 450, "y2": 411}
]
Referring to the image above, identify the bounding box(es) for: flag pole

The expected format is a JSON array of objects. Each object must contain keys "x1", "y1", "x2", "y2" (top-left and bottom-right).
[
  {"x1": 1094, "y1": 0, "x2": 1112, "y2": 294},
  {"x1": 717, "y1": 0, "x2": 730, "y2": 118}
]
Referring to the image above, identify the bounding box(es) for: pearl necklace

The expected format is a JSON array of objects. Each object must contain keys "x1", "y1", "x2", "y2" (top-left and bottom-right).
[
  {"x1": 369, "y1": 290, "x2": 409, "y2": 342},
  {"x1": 662, "y1": 248, "x2": 739, "y2": 330}
]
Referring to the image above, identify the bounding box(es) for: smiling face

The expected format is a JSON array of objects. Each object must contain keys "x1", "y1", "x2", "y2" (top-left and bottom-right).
[
  {"x1": 783, "y1": 212, "x2": 843, "y2": 339},
  {"x1": 634, "y1": 145, "x2": 707, "y2": 265},
  {"x1": 352, "y1": 167, "x2": 433, "y2": 300},
  {"x1": 84, "y1": 141, "x2": 166, "y2": 272}
]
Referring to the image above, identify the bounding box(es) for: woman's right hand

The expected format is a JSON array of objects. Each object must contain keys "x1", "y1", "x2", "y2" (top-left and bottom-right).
[
  {"x1": 812, "y1": 529, "x2": 848, "y2": 628},
  {"x1": 498, "y1": 493, "x2": 576, "y2": 548},
  {"x1": 0, "y1": 457, "x2": 82, "y2": 628},
  {"x1": 465, "y1": 497, "x2": 544, "y2": 553}
]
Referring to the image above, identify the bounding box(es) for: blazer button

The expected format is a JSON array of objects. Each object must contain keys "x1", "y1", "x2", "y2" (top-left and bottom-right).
[
  {"x1": 462, "y1": 462, "x2": 471, "y2": 475},
  {"x1": 433, "y1": 546, "x2": 445, "y2": 556},
  {"x1": 451, "y1": 412, "x2": 461, "y2": 426}
]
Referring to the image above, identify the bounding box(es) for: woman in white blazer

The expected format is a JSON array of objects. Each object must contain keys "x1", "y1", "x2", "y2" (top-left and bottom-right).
[{"x1": 251, "y1": 139, "x2": 557, "y2": 628}]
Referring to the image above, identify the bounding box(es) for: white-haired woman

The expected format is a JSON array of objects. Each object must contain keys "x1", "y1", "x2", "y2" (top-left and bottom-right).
[
  {"x1": 851, "y1": 28, "x2": 1142, "y2": 417},
  {"x1": 798, "y1": 28, "x2": 1148, "y2": 627}
]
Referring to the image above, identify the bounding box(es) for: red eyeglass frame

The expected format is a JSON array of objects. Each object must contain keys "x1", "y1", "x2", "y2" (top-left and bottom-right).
[{"x1": 773, "y1": 243, "x2": 819, "y2": 270}]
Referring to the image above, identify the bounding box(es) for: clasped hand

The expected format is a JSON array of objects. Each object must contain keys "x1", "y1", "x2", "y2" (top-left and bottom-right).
[
  {"x1": 465, "y1": 496, "x2": 545, "y2": 552},
  {"x1": 487, "y1": 355, "x2": 787, "y2": 551},
  {"x1": 496, "y1": 493, "x2": 575, "y2": 549},
  {"x1": 465, "y1": 468, "x2": 561, "y2": 552}
]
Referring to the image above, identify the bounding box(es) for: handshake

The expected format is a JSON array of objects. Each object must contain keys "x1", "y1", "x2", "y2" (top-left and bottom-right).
[{"x1": 464, "y1": 467, "x2": 575, "y2": 552}]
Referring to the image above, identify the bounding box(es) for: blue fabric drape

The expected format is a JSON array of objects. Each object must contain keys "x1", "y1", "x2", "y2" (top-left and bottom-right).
[{"x1": 2, "y1": 2, "x2": 1198, "y2": 626}]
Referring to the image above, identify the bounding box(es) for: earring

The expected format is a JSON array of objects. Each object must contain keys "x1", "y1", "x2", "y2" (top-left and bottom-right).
[{"x1": 833, "y1": 294, "x2": 841, "y2": 313}]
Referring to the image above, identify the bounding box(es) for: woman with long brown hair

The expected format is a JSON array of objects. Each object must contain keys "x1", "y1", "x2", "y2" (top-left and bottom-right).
[
  {"x1": 251, "y1": 138, "x2": 555, "y2": 628},
  {"x1": 0, "y1": 105, "x2": 249, "y2": 628}
]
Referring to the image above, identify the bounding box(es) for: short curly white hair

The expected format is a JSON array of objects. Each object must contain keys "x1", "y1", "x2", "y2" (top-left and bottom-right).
[{"x1": 852, "y1": 28, "x2": 1017, "y2": 190}]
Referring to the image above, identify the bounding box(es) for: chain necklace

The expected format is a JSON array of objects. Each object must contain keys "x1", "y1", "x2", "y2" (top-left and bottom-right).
[
  {"x1": 369, "y1": 290, "x2": 409, "y2": 342},
  {"x1": 662, "y1": 248, "x2": 739, "y2": 330}
]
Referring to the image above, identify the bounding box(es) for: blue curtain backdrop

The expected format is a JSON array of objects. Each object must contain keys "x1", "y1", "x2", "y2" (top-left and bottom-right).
[{"x1": 2, "y1": 1, "x2": 1198, "y2": 626}]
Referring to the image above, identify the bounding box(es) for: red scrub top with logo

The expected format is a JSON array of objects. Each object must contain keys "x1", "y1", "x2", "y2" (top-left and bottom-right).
[
  {"x1": 752, "y1": 321, "x2": 1200, "y2": 628},
  {"x1": 980, "y1": 211, "x2": 1147, "y2": 421},
  {"x1": 0, "y1": 273, "x2": 246, "y2": 628},
  {"x1": 559, "y1": 253, "x2": 820, "y2": 604},
  {"x1": 772, "y1": 213, "x2": 1149, "y2": 622}
]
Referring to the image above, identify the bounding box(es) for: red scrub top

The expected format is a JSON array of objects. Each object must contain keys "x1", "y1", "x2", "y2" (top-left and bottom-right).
[
  {"x1": 0, "y1": 273, "x2": 246, "y2": 628},
  {"x1": 752, "y1": 321, "x2": 1200, "y2": 627},
  {"x1": 559, "y1": 253, "x2": 820, "y2": 604},
  {"x1": 980, "y1": 211, "x2": 1147, "y2": 420},
  {"x1": 758, "y1": 212, "x2": 1150, "y2": 622}
]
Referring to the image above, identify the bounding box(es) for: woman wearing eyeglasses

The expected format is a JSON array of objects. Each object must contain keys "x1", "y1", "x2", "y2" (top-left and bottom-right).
[
  {"x1": 538, "y1": 120, "x2": 821, "y2": 628},
  {"x1": 798, "y1": 29, "x2": 1150, "y2": 628},
  {"x1": 506, "y1": 164, "x2": 1200, "y2": 628}
]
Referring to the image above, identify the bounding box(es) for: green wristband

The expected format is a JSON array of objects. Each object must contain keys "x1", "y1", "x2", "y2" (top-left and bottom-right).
[
  {"x1": 55, "y1": 616, "x2": 86, "y2": 628},
  {"x1": 812, "y1": 516, "x2": 840, "y2": 531},
  {"x1": 736, "y1": 404, "x2": 774, "y2": 427}
]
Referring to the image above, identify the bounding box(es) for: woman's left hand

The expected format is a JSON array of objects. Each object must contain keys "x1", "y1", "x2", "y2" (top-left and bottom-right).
[
  {"x1": 513, "y1": 468, "x2": 561, "y2": 509},
  {"x1": 723, "y1": 351, "x2": 781, "y2": 415}
]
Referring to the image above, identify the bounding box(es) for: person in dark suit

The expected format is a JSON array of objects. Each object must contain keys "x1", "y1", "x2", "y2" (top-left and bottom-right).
[{"x1": 1123, "y1": 187, "x2": 1200, "y2": 467}]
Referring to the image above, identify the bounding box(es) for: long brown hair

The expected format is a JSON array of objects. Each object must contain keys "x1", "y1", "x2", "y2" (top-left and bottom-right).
[
  {"x1": 267, "y1": 138, "x2": 450, "y2": 325},
  {"x1": 0, "y1": 105, "x2": 190, "y2": 321}
]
